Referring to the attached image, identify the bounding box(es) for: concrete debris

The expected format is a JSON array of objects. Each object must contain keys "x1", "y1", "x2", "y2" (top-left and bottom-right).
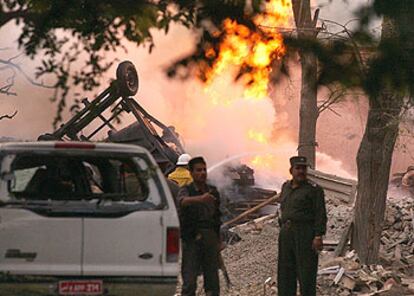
[
  {"x1": 382, "y1": 199, "x2": 414, "y2": 264},
  {"x1": 345, "y1": 250, "x2": 356, "y2": 259},
  {"x1": 318, "y1": 265, "x2": 341, "y2": 275},
  {"x1": 340, "y1": 274, "x2": 356, "y2": 291},
  {"x1": 179, "y1": 195, "x2": 414, "y2": 295},
  {"x1": 316, "y1": 197, "x2": 414, "y2": 296},
  {"x1": 325, "y1": 199, "x2": 354, "y2": 241},
  {"x1": 333, "y1": 267, "x2": 346, "y2": 285}
]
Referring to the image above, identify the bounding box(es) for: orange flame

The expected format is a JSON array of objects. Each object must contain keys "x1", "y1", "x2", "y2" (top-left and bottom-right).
[
  {"x1": 185, "y1": 0, "x2": 294, "y2": 178},
  {"x1": 249, "y1": 154, "x2": 279, "y2": 170},
  {"x1": 204, "y1": 0, "x2": 292, "y2": 103},
  {"x1": 247, "y1": 129, "x2": 269, "y2": 144}
]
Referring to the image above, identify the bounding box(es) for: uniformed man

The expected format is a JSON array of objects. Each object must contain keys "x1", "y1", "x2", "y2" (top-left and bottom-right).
[
  {"x1": 168, "y1": 153, "x2": 193, "y2": 187},
  {"x1": 177, "y1": 157, "x2": 221, "y2": 296},
  {"x1": 277, "y1": 156, "x2": 327, "y2": 296}
]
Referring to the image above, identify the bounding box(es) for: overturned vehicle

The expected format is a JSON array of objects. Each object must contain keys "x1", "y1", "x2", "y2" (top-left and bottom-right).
[{"x1": 39, "y1": 61, "x2": 184, "y2": 175}]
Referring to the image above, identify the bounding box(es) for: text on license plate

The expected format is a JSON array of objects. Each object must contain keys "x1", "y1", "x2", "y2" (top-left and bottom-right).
[{"x1": 58, "y1": 280, "x2": 103, "y2": 295}]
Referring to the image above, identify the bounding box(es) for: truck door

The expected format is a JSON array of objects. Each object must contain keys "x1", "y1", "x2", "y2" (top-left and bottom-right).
[
  {"x1": 0, "y1": 154, "x2": 82, "y2": 275},
  {"x1": 0, "y1": 210, "x2": 82, "y2": 275}
]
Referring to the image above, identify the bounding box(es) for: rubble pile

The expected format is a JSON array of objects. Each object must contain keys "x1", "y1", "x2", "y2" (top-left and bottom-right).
[
  {"x1": 381, "y1": 199, "x2": 414, "y2": 263},
  {"x1": 318, "y1": 250, "x2": 414, "y2": 296},
  {"x1": 180, "y1": 198, "x2": 414, "y2": 295},
  {"x1": 317, "y1": 198, "x2": 414, "y2": 296},
  {"x1": 325, "y1": 199, "x2": 353, "y2": 241}
]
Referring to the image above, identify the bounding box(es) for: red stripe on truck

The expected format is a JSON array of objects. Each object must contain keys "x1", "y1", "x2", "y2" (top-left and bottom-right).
[
  {"x1": 54, "y1": 142, "x2": 96, "y2": 149},
  {"x1": 166, "y1": 227, "x2": 180, "y2": 262}
]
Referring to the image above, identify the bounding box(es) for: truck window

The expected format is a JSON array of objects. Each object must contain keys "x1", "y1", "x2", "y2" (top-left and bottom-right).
[
  {"x1": 12, "y1": 166, "x2": 45, "y2": 192},
  {"x1": 6, "y1": 154, "x2": 151, "y2": 204}
]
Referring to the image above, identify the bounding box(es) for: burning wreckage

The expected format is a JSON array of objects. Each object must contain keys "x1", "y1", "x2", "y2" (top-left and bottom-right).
[{"x1": 38, "y1": 61, "x2": 276, "y2": 225}]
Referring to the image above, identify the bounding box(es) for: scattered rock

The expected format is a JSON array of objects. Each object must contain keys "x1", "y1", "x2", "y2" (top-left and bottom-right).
[{"x1": 175, "y1": 195, "x2": 414, "y2": 295}]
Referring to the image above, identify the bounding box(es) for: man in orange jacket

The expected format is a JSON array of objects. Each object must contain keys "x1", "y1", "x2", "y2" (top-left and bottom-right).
[{"x1": 168, "y1": 153, "x2": 193, "y2": 187}]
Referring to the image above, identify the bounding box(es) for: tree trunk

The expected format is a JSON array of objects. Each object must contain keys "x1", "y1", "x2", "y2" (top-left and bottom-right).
[
  {"x1": 352, "y1": 18, "x2": 404, "y2": 264},
  {"x1": 298, "y1": 50, "x2": 318, "y2": 168},
  {"x1": 291, "y1": 0, "x2": 318, "y2": 168},
  {"x1": 352, "y1": 95, "x2": 403, "y2": 263}
]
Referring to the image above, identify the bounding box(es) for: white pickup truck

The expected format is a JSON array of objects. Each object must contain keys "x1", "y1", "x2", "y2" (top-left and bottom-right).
[{"x1": 0, "y1": 141, "x2": 180, "y2": 295}]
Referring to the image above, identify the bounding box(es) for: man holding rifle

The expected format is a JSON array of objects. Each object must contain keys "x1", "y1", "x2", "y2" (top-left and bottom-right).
[{"x1": 177, "y1": 156, "x2": 222, "y2": 296}]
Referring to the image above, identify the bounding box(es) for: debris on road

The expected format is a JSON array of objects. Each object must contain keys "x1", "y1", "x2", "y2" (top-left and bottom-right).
[{"x1": 214, "y1": 196, "x2": 414, "y2": 295}]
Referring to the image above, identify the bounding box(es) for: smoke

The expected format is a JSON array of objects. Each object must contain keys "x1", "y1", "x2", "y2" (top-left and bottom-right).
[{"x1": 0, "y1": 21, "x2": 356, "y2": 184}]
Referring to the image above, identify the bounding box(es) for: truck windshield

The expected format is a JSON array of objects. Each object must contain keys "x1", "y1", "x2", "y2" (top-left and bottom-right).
[{"x1": 5, "y1": 153, "x2": 151, "y2": 203}]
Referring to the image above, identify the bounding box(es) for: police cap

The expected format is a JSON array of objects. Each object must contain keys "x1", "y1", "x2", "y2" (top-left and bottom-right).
[{"x1": 289, "y1": 156, "x2": 309, "y2": 167}]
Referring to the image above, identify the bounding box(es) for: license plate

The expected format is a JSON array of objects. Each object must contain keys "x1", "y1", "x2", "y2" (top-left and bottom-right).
[{"x1": 58, "y1": 280, "x2": 103, "y2": 295}]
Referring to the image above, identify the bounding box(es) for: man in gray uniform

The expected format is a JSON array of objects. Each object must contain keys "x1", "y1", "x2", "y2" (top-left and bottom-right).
[
  {"x1": 177, "y1": 157, "x2": 221, "y2": 296},
  {"x1": 278, "y1": 156, "x2": 327, "y2": 296}
]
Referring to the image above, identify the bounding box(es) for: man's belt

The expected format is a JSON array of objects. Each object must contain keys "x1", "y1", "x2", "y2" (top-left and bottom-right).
[
  {"x1": 281, "y1": 219, "x2": 314, "y2": 226},
  {"x1": 197, "y1": 221, "x2": 218, "y2": 229}
]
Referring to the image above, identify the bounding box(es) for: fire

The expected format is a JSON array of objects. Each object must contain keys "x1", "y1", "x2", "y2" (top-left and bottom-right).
[
  {"x1": 249, "y1": 154, "x2": 279, "y2": 170},
  {"x1": 204, "y1": 0, "x2": 292, "y2": 102},
  {"x1": 199, "y1": 0, "x2": 293, "y2": 158},
  {"x1": 247, "y1": 129, "x2": 269, "y2": 144},
  {"x1": 176, "y1": 0, "x2": 294, "y2": 181}
]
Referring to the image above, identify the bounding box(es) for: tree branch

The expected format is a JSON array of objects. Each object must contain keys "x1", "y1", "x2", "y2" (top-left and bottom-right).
[
  {"x1": 317, "y1": 85, "x2": 348, "y2": 115},
  {"x1": 0, "y1": 9, "x2": 31, "y2": 27},
  {"x1": 0, "y1": 69, "x2": 17, "y2": 96},
  {"x1": 0, "y1": 58, "x2": 55, "y2": 89},
  {"x1": 0, "y1": 110, "x2": 17, "y2": 121},
  {"x1": 319, "y1": 18, "x2": 367, "y2": 76}
]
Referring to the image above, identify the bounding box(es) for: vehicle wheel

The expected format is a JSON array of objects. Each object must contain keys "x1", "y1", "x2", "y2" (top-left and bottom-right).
[{"x1": 116, "y1": 61, "x2": 139, "y2": 97}]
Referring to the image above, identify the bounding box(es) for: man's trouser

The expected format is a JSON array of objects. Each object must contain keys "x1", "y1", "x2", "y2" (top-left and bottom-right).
[
  {"x1": 181, "y1": 229, "x2": 220, "y2": 296},
  {"x1": 277, "y1": 220, "x2": 318, "y2": 296}
]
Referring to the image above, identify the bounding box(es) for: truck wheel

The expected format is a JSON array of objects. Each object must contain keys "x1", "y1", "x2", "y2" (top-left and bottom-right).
[{"x1": 117, "y1": 61, "x2": 139, "y2": 97}]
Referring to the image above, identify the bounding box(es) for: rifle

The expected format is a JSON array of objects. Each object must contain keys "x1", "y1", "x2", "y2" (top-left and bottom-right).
[
  {"x1": 218, "y1": 252, "x2": 232, "y2": 289},
  {"x1": 203, "y1": 189, "x2": 231, "y2": 288}
]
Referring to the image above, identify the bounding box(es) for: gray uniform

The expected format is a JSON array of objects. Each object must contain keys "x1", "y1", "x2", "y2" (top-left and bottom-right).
[
  {"x1": 177, "y1": 183, "x2": 221, "y2": 296},
  {"x1": 278, "y1": 180, "x2": 327, "y2": 296}
]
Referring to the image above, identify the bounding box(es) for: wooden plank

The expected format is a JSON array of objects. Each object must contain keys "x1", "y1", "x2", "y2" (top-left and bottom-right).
[
  {"x1": 224, "y1": 193, "x2": 280, "y2": 227},
  {"x1": 334, "y1": 222, "x2": 353, "y2": 257}
]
